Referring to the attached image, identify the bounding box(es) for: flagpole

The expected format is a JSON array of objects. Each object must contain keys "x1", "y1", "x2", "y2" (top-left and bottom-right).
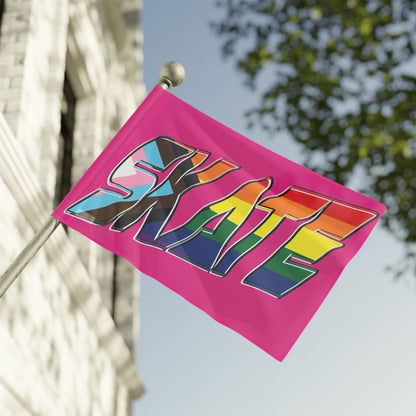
[{"x1": 0, "y1": 61, "x2": 186, "y2": 298}]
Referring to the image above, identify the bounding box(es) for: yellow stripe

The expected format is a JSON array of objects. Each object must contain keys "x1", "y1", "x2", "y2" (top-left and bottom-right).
[
  {"x1": 286, "y1": 227, "x2": 343, "y2": 261},
  {"x1": 210, "y1": 197, "x2": 253, "y2": 224},
  {"x1": 254, "y1": 213, "x2": 282, "y2": 238}
]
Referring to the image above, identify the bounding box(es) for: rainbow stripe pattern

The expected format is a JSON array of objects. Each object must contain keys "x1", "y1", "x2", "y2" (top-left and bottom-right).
[
  {"x1": 65, "y1": 136, "x2": 378, "y2": 299},
  {"x1": 66, "y1": 137, "x2": 239, "y2": 231},
  {"x1": 53, "y1": 86, "x2": 386, "y2": 361}
]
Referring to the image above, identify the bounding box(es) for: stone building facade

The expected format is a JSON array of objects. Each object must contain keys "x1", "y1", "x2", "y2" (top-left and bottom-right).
[{"x1": 0, "y1": 0, "x2": 146, "y2": 414}]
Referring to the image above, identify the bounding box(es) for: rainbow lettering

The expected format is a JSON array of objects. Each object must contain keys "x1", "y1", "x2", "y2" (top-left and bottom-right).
[
  {"x1": 241, "y1": 188, "x2": 377, "y2": 297},
  {"x1": 65, "y1": 136, "x2": 378, "y2": 298}
]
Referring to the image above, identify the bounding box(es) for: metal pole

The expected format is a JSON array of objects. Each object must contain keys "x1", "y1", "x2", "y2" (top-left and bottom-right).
[
  {"x1": 0, "y1": 61, "x2": 186, "y2": 298},
  {"x1": 0, "y1": 217, "x2": 60, "y2": 296}
]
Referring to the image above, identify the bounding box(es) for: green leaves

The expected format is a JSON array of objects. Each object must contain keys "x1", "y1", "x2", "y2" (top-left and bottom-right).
[
  {"x1": 213, "y1": 0, "x2": 416, "y2": 271},
  {"x1": 358, "y1": 17, "x2": 373, "y2": 36}
]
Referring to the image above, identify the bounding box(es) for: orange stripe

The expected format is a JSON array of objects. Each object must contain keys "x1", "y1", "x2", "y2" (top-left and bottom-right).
[
  {"x1": 260, "y1": 196, "x2": 320, "y2": 219},
  {"x1": 191, "y1": 151, "x2": 208, "y2": 166},
  {"x1": 305, "y1": 213, "x2": 357, "y2": 239},
  {"x1": 232, "y1": 179, "x2": 270, "y2": 204},
  {"x1": 197, "y1": 160, "x2": 238, "y2": 182}
]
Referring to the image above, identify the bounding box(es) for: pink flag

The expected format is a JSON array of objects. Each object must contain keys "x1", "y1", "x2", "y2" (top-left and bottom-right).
[{"x1": 53, "y1": 86, "x2": 385, "y2": 360}]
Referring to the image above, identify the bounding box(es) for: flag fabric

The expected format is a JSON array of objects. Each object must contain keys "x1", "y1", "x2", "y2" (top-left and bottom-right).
[{"x1": 53, "y1": 86, "x2": 386, "y2": 360}]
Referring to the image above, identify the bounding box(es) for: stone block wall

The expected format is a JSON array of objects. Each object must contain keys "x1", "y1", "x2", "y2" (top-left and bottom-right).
[{"x1": 0, "y1": 0, "x2": 146, "y2": 414}]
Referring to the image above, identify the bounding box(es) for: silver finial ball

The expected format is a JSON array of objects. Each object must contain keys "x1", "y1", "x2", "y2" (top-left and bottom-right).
[{"x1": 158, "y1": 61, "x2": 186, "y2": 89}]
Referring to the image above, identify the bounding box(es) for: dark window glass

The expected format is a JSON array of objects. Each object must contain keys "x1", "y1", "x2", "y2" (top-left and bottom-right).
[
  {"x1": 55, "y1": 73, "x2": 76, "y2": 206},
  {"x1": 0, "y1": 1, "x2": 5, "y2": 30}
]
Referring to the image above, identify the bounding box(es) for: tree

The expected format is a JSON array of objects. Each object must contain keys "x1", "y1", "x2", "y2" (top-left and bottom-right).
[{"x1": 213, "y1": 0, "x2": 416, "y2": 275}]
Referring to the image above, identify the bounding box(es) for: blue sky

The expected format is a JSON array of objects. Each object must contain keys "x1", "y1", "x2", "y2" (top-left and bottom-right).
[{"x1": 133, "y1": 1, "x2": 416, "y2": 415}]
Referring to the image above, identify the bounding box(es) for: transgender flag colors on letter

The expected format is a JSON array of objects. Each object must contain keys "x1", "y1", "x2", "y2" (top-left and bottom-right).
[{"x1": 53, "y1": 86, "x2": 386, "y2": 361}]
